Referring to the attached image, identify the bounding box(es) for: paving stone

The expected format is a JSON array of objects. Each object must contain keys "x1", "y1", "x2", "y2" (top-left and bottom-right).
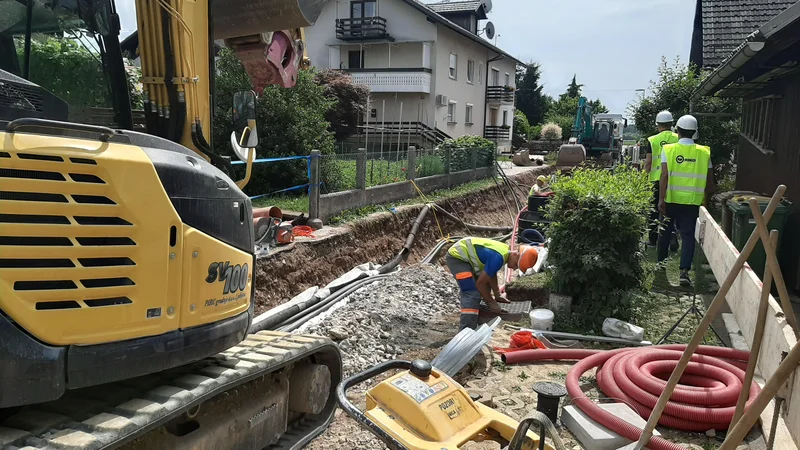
[{"x1": 562, "y1": 403, "x2": 660, "y2": 450}]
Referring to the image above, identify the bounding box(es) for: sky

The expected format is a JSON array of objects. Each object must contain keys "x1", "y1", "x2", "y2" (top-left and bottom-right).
[
  {"x1": 114, "y1": 0, "x2": 697, "y2": 120},
  {"x1": 470, "y1": 0, "x2": 697, "y2": 118}
]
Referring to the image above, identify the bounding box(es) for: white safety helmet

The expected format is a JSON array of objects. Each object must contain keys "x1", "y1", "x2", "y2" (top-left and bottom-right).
[
  {"x1": 655, "y1": 110, "x2": 673, "y2": 125},
  {"x1": 676, "y1": 115, "x2": 699, "y2": 139}
]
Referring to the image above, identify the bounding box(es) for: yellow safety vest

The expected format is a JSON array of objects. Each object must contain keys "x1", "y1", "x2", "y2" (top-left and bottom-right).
[
  {"x1": 448, "y1": 237, "x2": 509, "y2": 273},
  {"x1": 647, "y1": 131, "x2": 678, "y2": 182},
  {"x1": 663, "y1": 142, "x2": 711, "y2": 206}
]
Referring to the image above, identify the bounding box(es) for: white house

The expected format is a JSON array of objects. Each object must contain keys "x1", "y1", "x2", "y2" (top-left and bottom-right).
[{"x1": 304, "y1": 0, "x2": 521, "y2": 152}]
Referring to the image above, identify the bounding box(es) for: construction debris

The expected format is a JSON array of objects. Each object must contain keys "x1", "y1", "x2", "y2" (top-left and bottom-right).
[{"x1": 301, "y1": 264, "x2": 459, "y2": 375}]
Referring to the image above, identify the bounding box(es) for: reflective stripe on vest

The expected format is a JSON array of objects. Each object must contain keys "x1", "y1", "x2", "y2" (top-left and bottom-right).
[
  {"x1": 664, "y1": 143, "x2": 711, "y2": 206},
  {"x1": 448, "y1": 237, "x2": 509, "y2": 273},
  {"x1": 647, "y1": 131, "x2": 678, "y2": 182}
]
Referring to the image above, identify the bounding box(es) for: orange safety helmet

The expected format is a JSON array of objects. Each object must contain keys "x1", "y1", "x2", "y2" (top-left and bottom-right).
[{"x1": 519, "y1": 246, "x2": 539, "y2": 273}]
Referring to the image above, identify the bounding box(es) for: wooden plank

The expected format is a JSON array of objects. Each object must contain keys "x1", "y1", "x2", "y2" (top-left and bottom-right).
[{"x1": 697, "y1": 207, "x2": 799, "y2": 449}]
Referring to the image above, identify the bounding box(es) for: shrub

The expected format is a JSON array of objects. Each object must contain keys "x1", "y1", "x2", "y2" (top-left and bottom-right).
[
  {"x1": 439, "y1": 135, "x2": 497, "y2": 171},
  {"x1": 417, "y1": 154, "x2": 445, "y2": 177},
  {"x1": 530, "y1": 124, "x2": 543, "y2": 140},
  {"x1": 540, "y1": 122, "x2": 563, "y2": 141},
  {"x1": 546, "y1": 165, "x2": 651, "y2": 327},
  {"x1": 514, "y1": 110, "x2": 532, "y2": 139}
]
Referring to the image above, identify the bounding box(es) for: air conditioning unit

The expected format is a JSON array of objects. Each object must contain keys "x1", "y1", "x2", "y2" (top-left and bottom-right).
[{"x1": 436, "y1": 94, "x2": 449, "y2": 107}]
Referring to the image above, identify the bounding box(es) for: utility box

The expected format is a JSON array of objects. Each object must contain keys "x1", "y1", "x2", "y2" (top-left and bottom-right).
[{"x1": 727, "y1": 198, "x2": 791, "y2": 281}]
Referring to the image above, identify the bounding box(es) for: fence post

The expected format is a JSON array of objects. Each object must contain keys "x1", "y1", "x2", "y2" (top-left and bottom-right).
[
  {"x1": 444, "y1": 146, "x2": 452, "y2": 187},
  {"x1": 356, "y1": 148, "x2": 367, "y2": 190},
  {"x1": 308, "y1": 150, "x2": 320, "y2": 220},
  {"x1": 406, "y1": 146, "x2": 416, "y2": 180},
  {"x1": 471, "y1": 147, "x2": 478, "y2": 181}
]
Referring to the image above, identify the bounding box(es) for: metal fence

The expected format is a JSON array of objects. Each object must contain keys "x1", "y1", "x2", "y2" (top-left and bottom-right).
[{"x1": 319, "y1": 147, "x2": 494, "y2": 194}]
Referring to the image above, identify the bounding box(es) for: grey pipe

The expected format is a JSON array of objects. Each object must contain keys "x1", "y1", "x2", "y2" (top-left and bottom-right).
[{"x1": 431, "y1": 205, "x2": 513, "y2": 233}]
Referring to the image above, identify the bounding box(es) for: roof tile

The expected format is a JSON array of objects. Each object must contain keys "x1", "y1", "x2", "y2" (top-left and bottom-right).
[{"x1": 699, "y1": 0, "x2": 795, "y2": 67}]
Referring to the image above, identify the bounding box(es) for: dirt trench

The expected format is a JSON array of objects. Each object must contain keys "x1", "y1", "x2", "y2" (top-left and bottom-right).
[{"x1": 254, "y1": 167, "x2": 551, "y2": 314}]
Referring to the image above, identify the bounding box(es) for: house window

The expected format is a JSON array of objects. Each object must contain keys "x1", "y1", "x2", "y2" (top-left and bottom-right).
[
  {"x1": 449, "y1": 53, "x2": 458, "y2": 79},
  {"x1": 741, "y1": 96, "x2": 778, "y2": 154},
  {"x1": 504, "y1": 72, "x2": 510, "y2": 87},
  {"x1": 447, "y1": 101, "x2": 457, "y2": 123},
  {"x1": 491, "y1": 68, "x2": 500, "y2": 86},
  {"x1": 465, "y1": 104, "x2": 473, "y2": 124},
  {"x1": 467, "y1": 60, "x2": 474, "y2": 84},
  {"x1": 478, "y1": 62, "x2": 484, "y2": 84},
  {"x1": 348, "y1": 50, "x2": 364, "y2": 69},
  {"x1": 502, "y1": 110, "x2": 509, "y2": 126},
  {"x1": 350, "y1": 0, "x2": 376, "y2": 18}
]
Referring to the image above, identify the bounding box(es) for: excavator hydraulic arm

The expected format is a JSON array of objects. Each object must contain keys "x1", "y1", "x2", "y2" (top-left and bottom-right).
[{"x1": 134, "y1": 0, "x2": 323, "y2": 157}]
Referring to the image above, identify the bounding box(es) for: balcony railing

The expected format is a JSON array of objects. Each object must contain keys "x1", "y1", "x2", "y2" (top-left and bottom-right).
[
  {"x1": 347, "y1": 70, "x2": 431, "y2": 93},
  {"x1": 485, "y1": 125, "x2": 511, "y2": 141},
  {"x1": 486, "y1": 85, "x2": 515, "y2": 103},
  {"x1": 336, "y1": 17, "x2": 393, "y2": 41}
]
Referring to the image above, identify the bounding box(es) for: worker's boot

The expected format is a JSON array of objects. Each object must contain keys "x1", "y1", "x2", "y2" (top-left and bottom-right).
[
  {"x1": 679, "y1": 270, "x2": 692, "y2": 287},
  {"x1": 670, "y1": 234, "x2": 679, "y2": 252}
]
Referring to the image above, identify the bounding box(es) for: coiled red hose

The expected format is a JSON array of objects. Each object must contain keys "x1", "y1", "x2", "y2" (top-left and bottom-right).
[{"x1": 502, "y1": 345, "x2": 760, "y2": 450}]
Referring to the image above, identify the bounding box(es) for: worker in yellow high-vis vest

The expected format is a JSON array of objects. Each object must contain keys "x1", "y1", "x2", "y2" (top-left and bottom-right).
[
  {"x1": 446, "y1": 238, "x2": 535, "y2": 330},
  {"x1": 644, "y1": 110, "x2": 679, "y2": 247},
  {"x1": 658, "y1": 115, "x2": 715, "y2": 286}
]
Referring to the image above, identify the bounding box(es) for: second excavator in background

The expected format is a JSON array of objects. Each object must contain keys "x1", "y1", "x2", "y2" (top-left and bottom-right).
[{"x1": 555, "y1": 96, "x2": 628, "y2": 168}]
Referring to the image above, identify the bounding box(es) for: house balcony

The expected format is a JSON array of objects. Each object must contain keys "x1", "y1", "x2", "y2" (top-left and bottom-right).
[
  {"x1": 486, "y1": 85, "x2": 515, "y2": 103},
  {"x1": 347, "y1": 68, "x2": 432, "y2": 93},
  {"x1": 336, "y1": 17, "x2": 394, "y2": 41},
  {"x1": 485, "y1": 125, "x2": 511, "y2": 141}
]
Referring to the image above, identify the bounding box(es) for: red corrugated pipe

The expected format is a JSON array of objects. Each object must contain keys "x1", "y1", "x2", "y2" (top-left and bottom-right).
[{"x1": 501, "y1": 345, "x2": 760, "y2": 450}]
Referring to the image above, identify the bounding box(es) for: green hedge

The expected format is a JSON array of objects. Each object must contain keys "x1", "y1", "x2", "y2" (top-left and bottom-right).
[{"x1": 546, "y1": 166, "x2": 651, "y2": 325}]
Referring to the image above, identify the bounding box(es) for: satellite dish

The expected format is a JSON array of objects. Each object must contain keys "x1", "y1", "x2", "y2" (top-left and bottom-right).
[
  {"x1": 484, "y1": 21, "x2": 495, "y2": 40},
  {"x1": 482, "y1": 0, "x2": 493, "y2": 13}
]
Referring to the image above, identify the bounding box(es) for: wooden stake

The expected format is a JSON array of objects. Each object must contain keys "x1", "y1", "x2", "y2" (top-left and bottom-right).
[
  {"x1": 718, "y1": 340, "x2": 800, "y2": 450},
  {"x1": 730, "y1": 230, "x2": 777, "y2": 426},
  {"x1": 748, "y1": 198, "x2": 800, "y2": 338},
  {"x1": 632, "y1": 185, "x2": 787, "y2": 450}
]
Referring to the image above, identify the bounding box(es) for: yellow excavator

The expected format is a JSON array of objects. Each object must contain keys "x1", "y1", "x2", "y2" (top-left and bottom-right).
[{"x1": 0, "y1": 0, "x2": 341, "y2": 448}]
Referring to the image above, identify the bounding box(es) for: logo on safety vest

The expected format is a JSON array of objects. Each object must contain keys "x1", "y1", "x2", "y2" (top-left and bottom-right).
[{"x1": 675, "y1": 155, "x2": 696, "y2": 164}]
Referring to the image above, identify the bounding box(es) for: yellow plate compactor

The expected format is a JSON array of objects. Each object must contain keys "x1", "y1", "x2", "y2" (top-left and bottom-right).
[{"x1": 336, "y1": 360, "x2": 557, "y2": 450}]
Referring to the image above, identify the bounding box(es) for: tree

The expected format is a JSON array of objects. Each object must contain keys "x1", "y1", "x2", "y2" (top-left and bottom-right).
[
  {"x1": 212, "y1": 49, "x2": 336, "y2": 196},
  {"x1": 24, "y1": 36, "x2": 141, "y2": 109},
  {"x1": 629, "y1": 57, "x2": 740, "y2": 175},
  {"x1": 513, "y1": 110, "x2": 531, "y2": 139},
  {"x1": 544, "y1": 81, "x2": 609, "y2": 140},
  {"x1": 515, "y1": 62, "x2": 551, "y2": 126},
  {"x1": 565, "y1": 74, "x2": 583, "y2": 98},
  {"x1": 313, "y1": 69, "x2": 370, "y2": 141}
]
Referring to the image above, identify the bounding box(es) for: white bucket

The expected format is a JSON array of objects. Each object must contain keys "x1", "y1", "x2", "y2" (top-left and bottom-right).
[{"x1": 529, "y1": 308, "x2": 554, "y2": 331}]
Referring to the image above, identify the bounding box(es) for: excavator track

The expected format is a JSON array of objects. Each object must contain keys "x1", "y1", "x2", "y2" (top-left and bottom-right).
[{"x1": 0, "y1": 331, "x2": 342, "y2": 450}]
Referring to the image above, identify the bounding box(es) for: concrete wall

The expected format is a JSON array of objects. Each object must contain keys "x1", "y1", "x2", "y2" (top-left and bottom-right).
[
  {"x1": 697, "y1": 207, "x2": 800, "y2": 449},
  {"x1": 431, "y1": 24, "x2": 491, "y2": 137},
  {"x1": 366, "y1": 92, "x2": 432, "y2": 126},
  {"x1": 318, "y1": 167, "x2": 493, "y2": 222}
]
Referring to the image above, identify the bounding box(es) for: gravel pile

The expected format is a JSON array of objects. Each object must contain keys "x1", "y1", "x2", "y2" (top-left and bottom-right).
[{"x1": 301, "y1": 264, "x2": 459, "y2": 375}]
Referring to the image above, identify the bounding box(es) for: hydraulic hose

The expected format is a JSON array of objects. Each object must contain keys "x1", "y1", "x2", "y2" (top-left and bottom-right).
[{"x1": 501, "y1": 346, "x2": 760, "y2": 450}]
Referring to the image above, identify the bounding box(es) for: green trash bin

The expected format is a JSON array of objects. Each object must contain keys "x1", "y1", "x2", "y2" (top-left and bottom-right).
[{"x1": 727, "y1": 198, "x2": 792, "y2": 280}]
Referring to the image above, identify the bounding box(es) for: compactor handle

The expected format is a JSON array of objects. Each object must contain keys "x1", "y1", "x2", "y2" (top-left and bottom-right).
[
  {"x1": 6, "y1": 118, "x2": 117, "y2": 142},
  {"x1": 336, "y1": 360, "x2": 412, "y2": 450}
]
